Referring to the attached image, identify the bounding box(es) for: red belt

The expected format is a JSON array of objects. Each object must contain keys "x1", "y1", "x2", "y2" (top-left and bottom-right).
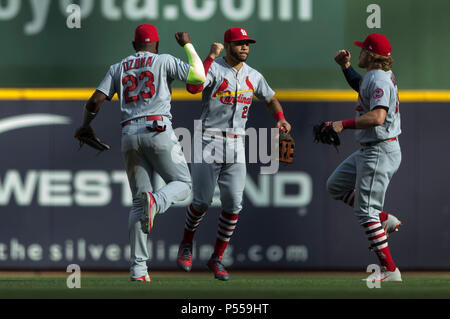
[
  {"x1": 203, "y1": 130, "x2": 240, "y2": 139},
  {"x1": 121, "y1": 115, "x2": 163, "y2": 127},
  {"x1": 361, "y1": 137, "x2": 397, "y2": 147}
]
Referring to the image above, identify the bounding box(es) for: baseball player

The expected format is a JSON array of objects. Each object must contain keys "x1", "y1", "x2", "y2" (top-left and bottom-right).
[
  {"x1": 327, "y1": 33, "x2": 402, "y2": 282},
  {"x1": 175, "y1": 27, "x2": 291, "y2": 280},
  {"x1": 74, "y1": 24, "x2": 205, "y2": 282}
]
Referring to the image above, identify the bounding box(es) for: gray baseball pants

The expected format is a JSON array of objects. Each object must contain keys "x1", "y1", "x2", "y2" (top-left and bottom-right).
[
  {"x1": 326, "y1": 139, "x2": 401, "y2": 225},
  {"x1": 191, "y1": 135, "x2": 246, "y2": 214},
  {"x1": 121, "y1": 117, "x2": 192, "y2": 278}
]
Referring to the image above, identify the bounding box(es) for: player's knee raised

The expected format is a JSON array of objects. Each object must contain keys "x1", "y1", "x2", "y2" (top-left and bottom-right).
[{"x1": 326, "y1": 176, "x2": 341, "y2": 198}]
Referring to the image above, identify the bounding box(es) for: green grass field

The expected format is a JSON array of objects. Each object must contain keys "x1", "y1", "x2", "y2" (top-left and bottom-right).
[{"x1": 1, "y1": 271, "x2": 450, "y2": 299}]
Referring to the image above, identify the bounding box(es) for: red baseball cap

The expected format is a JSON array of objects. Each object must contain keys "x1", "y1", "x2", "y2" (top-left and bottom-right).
[
  {"x1": 354, "y1": 33, "x2": 391, "y2": 57},
  {"x1": 224, "y1": 27, "x2": 256, "y2": 43},
  {"x1": 134, "y1": 24, "x2": 159, "y2": 44}
]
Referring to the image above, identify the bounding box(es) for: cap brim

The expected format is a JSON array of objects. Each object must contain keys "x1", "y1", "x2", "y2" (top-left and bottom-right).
[
  {"x1": 354, "y1": 41, "x2": 365, "y2": 49},
  {"x1": 228, "y1": 38, "x2": 256, "y2": 44}
]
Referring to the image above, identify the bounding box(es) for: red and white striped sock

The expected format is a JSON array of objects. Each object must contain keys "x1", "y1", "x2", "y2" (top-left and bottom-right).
[
  {"x1": 342, "y1": 190, "x2": 388, "y2": 222},
  {"x1": 181, "y1": 204, "x2": 206, "y2": 246},
  {"x1": 212, "y1": 211, "x2": 239, "y2": 258},
  {"x1": 364, "y1": 222, "x2": 396, "y2": 272}
]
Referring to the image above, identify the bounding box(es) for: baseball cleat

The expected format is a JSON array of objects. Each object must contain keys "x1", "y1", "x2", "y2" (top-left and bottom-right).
[
  {"x1": 207, "y1": 255, "x2": 230, "y2": 281},
  {"x1": 362, "y1": 267, "x2": 402, "y2": 283},
  {"x1": 130, "y1": 273, "x2": 152, "y2": 282},
  {"x1": 177, "y1": 243, "x2": 193, "y2": 272},
  {"x1": 140, "y1": 192, "x2": 157, "y2": 234},
  {"x1": 382, "y1": 213, "x2": 402, "y2": 237},
  {"x1": 369, "y1": 213, "x2": 402, "y2": 251}
]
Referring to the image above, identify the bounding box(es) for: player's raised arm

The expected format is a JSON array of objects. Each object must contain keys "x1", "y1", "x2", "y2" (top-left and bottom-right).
[
  {"x1": 186, "y1": 42, "x2": 223, "y2": 94},
  {"x1": 334, "y1": 50, "x2": 362, "y2": 92},
  {"x1": 175, "y1": 32, "x2": 206, "y2": 85}
]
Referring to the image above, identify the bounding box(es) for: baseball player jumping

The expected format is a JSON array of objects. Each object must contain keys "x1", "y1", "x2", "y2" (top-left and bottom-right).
[
  {"x1": 327, "y1": 33, "x2": 402, "y2": 282},
  {"x1": 175, "y1": 27, "x2": 291, "y2": 280},
  {"x1": 74, "y1": 24, "x2": 205, "y2": 282}
]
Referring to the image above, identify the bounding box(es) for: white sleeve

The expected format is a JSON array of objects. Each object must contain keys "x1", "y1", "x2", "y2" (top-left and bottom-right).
[
  {"x1": 254, "y1": 73, "x2": 275, "y2": 102},
  {"x1": 97, "y1": 65, "x2": 117, "y2": 100},
  {"x1": 163, "y1": 54, "x2": 191, "y2": 82},
  {"x1": 369, "y1": 80, "x2": 391, "y2": 110}
]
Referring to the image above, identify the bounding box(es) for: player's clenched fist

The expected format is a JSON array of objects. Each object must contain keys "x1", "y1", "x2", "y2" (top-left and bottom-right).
[
  {"x1": 208, "y1": 42, "x2": 224, "y2": 59},
  {"x1": 175, "y1": 32, "x2": 191, "y2": 47},
  {"x1": 334, "y1": 50, "x2": 351, "y2": 69}
]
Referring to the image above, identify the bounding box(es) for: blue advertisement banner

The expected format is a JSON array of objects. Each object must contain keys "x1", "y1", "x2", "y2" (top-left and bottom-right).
[{"x1": 0, "y1": 100, "x2": 449, "y2": 270}]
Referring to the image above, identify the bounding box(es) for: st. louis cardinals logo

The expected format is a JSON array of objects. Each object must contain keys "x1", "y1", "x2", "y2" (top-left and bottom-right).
[
  {"x1": 213, "y1": 77, "x2": 254, "y2": 106},
  {"x1": 373, "y1": 88, "x2": 384, "y2": 99},
  {"x1": 245, "y1": 76, "x2": 255, "y2": 93},
  {"x1": 213, "y1": 79, "x2": 232, "y2": 105}
]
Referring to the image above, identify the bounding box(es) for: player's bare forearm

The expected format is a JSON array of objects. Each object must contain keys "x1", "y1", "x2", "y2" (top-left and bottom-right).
[
  {"x1": 80, "y1": 90, "x2": 108, "y2": 128},
  {"x1": 264, "y1": 97, "x2": 291, "y2": 133},
  {"x1": 86, "y1": 90, "x2": 108, "y2": 113},
  {"x1": 264, "y1": 97, "x2": 283, "y2": 116},
  {"x1": 333, "y1": 107, "x2": 387, "y2": 133},
  {"x1": 356, "y1": 107, "x2": 387, "y2": 128}
]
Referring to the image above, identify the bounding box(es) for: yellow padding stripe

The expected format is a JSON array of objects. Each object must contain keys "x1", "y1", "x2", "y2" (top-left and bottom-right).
[
  {"x1": 0, "y1": 89, "x2": 96, "y2": 100},
  {"x1": 0, "y1": 89, "x2": 449, "y2": 102},
  {"x1": 214, "y1": 90, "x2": 254, "y2": 97}
]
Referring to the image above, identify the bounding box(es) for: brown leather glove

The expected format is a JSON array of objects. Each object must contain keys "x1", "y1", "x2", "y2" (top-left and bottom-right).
[{"x1": 279, "y1": 130, "x2": 295, "y2": 164}]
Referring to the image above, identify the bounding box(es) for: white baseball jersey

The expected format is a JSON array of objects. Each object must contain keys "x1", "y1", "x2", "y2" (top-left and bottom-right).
[
  {"x1": 199, "y1": 57, "x2": 275, "y2": 134},
  {"x1": 355, "y1": 69, "x2": 401, "y2": 144},
  {"x1": 97, "y1": 52, "x2": 191, "y2": 123}
]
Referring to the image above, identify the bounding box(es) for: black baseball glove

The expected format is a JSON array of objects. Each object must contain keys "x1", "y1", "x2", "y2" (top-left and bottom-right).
[
  {"x1": 74, "y1": 126, "x2": 110, "y2": 154},
  {"x1": 313, "y1": 121, "x2": 340, "y2": 149}
]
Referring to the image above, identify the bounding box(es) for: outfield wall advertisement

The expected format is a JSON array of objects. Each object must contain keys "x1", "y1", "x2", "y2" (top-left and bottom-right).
[
  {"x1": 0, "y1": 100, "x2": 449, "y2": 270},
  {"x1": 0, "y1": 0, "x2": 449, "y2": 89}
]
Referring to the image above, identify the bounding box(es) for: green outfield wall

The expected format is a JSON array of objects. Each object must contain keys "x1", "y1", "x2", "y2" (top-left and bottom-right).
[{"x1": 0, "y1": 0, "x2": 449, "y2": 89}]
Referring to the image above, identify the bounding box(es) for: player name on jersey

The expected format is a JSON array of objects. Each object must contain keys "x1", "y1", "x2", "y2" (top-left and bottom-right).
[
  {"x1": 219, "y1": 93, "x2": 252, "y2": 106},
  {"x1": 122, "y1": 56, "x2": 153, "y2": 72}
]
